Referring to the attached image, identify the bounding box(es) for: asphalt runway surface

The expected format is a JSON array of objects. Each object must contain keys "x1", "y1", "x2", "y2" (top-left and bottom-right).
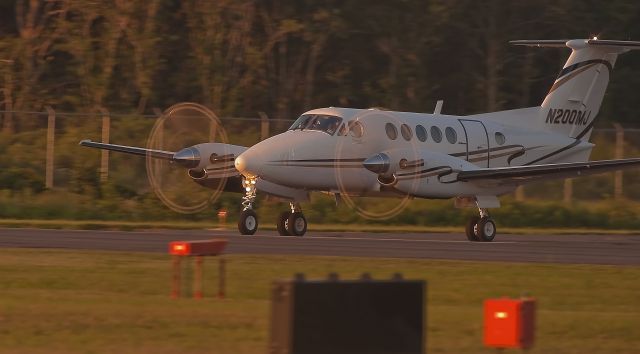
[{"x1": 1, "y1": 228, "x2": 639, "y2": 265}]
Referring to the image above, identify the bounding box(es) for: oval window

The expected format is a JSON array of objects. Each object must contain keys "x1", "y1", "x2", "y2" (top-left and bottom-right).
[
  {"x1": 415, "y1": 125, "x2": 427, "y2": 142},
  {"x1": 445, "y1": 127, "x2": 457, "y2": 144},
  {"x1": 385, "y1": 122, "x2": 398, "y2": 140},
  {"x1": 495, "y1": 132, "x2": 506, "y2": 145},
  {"x1": 430, "y1": 126, "x2": 442, "y2": 143},
  {"x1": 349, "y1": 121, "x2": 364, "y2": 138},
  {"x1": 400, "y1": 124, "x2": 412, "y2": 141}
]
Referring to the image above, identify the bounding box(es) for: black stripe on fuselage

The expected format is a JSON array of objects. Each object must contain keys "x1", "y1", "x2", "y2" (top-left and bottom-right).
[
  {"x1": 270, "y1": 158, "x2": 366, "y2": 163},
  {"x1": 449, "y1": 144, "x2": 524, "y2": 158},
  {"x1": 557, "y1": 59, "x2": 612, "y2": 79},
  {"x1": 524, "y1": 120, "x2": 595, "y2": 166}
]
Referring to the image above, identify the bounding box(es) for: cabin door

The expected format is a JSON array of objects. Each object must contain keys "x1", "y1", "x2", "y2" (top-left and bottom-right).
[{"x1": 459, "y1": 119, "x2": 490, "y2": 168}]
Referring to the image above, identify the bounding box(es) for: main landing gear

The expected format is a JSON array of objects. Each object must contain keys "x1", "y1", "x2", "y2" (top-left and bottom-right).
[
  {"x1": 236, "y1": 176, "x2": 308, "y2": 236},
  {"x1": 465, "y1": 207, "x2": 496, "y2": 242},
  {"x1": 277, "y1": 202, "x2": 307, "y2": 236}
]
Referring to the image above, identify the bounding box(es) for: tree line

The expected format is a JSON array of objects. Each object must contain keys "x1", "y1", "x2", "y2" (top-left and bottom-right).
[{"x1": 1, "y1": 0, "x2": 640, "y2": 134}]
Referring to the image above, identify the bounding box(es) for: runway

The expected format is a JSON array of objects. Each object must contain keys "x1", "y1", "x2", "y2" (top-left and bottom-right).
[{"x1": 0, "y1": 228, "x2": 638, "y2": 265}]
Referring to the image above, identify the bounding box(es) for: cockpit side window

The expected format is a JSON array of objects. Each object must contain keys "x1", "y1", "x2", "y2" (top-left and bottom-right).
[
  {"x1": 289, "y1": 114, "x2": 343, "y2": 136},
  {"x1": 337, "y1": 123, "x2": 347, "y2": 136},
  {"x1": 289, "y1": 114, "x2": 315, "y2": 130}
]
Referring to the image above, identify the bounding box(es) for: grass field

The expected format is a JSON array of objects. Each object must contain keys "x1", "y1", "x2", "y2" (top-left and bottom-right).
[{"x1": 0, "y1": 249, "x2": 638, "y2": 354}]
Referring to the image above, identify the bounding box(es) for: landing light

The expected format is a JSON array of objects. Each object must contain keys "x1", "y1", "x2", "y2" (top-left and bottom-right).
[
  {"x1": 592, "y1": 36, "x2": 598, "y2": 40},
  {"x1": 245, "y1": 187, "x2": 252, "y2": 192}
]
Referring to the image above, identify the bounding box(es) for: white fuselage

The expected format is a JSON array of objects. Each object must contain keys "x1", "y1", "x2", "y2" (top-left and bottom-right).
[{"x1": 234, "y1": 107, "x2": 593, "y2": 200}]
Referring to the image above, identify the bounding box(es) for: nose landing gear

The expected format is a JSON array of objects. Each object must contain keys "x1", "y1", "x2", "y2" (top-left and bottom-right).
[
  {"x1": 238, "y1": 177, "x2": 258, "y2": 235},
  {"x1": 465, "y1": 207, "x2": 496, "y2": 242}
]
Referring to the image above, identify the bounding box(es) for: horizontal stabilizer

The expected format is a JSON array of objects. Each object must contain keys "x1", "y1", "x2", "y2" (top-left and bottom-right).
[
  {"x1": 509, "y1": 39, "x2": 569, "y2": 48},
  {"x1": 457, "y1": 158, "x2": 640, "y2": 185},
  {"x1": 79, "y1": 140, "x2": 175, "y2": 160},
  {"x1": 510, "y1": 38, "x2": 640, "y2": 50}
]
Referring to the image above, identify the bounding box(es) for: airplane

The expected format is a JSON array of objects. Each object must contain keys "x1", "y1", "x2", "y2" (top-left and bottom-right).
[{"x1": 80, "y1": 38, "x2": 640, "y2": 242}]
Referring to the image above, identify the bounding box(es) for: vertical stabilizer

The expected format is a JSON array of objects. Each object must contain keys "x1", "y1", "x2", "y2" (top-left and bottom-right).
[{"x1": 511, "y1": 39, "x2": 640, "y2": 141}]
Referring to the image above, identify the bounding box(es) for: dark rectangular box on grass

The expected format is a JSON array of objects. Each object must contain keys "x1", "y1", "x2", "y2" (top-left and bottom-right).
[{"x1": 269, "y1": 276, "x2": 426, "y2": 354}]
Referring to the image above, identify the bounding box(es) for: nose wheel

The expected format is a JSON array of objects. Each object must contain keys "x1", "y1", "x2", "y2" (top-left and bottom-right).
[
  {"x1": 238, "y1": 209, "x2": 258, "y2": 235},
  {"x1": 277, "y1": 202, "x2": 306, "y2": 236},
  {"x1": 465, "y1": 207, "x2": 496, "y2": 242}
]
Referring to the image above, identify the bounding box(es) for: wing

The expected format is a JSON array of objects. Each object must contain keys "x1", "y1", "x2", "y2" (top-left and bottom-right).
[
  {"x1": 80, "y1": 140, "x2": 175, "y2": 160},
  {"x1": 457, "y1": 158, "x2": 640, "y2": 185}
]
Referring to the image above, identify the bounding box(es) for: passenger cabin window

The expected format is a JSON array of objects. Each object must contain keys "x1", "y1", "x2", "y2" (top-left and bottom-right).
[
  {"x1": 416, "y1": 125, "x2": 427, "y2": 142},
  {"x1": 445, "y1": 127, "x2": 457, "y2": 144},
  {"x1": 495, "y1": 132, "x2": 506, "y2": 145},
  {"x1": 401, "y1": 124, "x2": 412, "y2": 141},
  {"x1": 430, "y1": 126, "x2": 443, "y2": 143},
  {"x1": 385, "y1": 123, "x2": 398, "y2": 140},
  {"x1": 288, "y1": 114, "x2": 343, "y2": 136}
]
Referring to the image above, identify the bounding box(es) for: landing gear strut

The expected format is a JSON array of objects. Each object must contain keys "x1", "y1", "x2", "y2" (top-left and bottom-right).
[
  {"x1": 238, "y1": 177, "x2": 258, "y2": 235},
  {"x1": 465, "y1": 207, "x2": 496, "y2": 242},
  {"x1": 277, "y1": 202, "x2": 306, "y2": 236}
]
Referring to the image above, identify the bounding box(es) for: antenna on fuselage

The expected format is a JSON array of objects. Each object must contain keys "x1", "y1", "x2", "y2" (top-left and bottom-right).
[{"x1": 433, "y1": 100, "x2": 443, "y2": 114}]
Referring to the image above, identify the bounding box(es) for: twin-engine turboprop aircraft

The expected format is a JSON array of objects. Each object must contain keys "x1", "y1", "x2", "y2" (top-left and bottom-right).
[{"x1": 81, "y1": 38, "x2": 640, "y2": 241}]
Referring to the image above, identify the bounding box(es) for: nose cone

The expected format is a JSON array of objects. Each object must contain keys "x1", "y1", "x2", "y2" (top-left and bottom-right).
[
  {"x1": 235, "y1": 149, "x2": 260, "y2": 177},
  {"x1": 173, "y1": 147, "x2": 200, "y2": 168},
  {"x1": 363, "y1": 153, "x2": 390, "y2": 174}
]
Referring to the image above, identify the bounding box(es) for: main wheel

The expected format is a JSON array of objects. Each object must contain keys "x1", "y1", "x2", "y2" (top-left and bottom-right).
[
  {"x1": 477, "y1": 217, "x2": 496, "y2": 242},
  {"x1": 238, "y1": 209, "x2": 258, "y2": 235},
  {"x1": 465, "y1": 216, "x2": 480, "y2": 241},
  {"x1": 288, "y1": 212, "x2": 307, "y2": 236},
  {"x1": 277, "y1": 211, "x2": 292, "y2": 236}
]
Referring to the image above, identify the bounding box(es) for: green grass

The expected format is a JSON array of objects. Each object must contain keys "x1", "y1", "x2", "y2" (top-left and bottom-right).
[
  {"x1": 1, "y1": 218, "x2": 640, "y2": 235},
  {"x1": 0, "y1": 249, "x2": 638, "y2": 353}
]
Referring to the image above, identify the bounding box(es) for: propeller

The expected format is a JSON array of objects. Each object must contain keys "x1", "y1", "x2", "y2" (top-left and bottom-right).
[
  {"x1": 146, "y1": 102, "x2": 230, "y2": 214},
  {"x1": 334, "y1": 109, "x2": 423, "y2": 220}
]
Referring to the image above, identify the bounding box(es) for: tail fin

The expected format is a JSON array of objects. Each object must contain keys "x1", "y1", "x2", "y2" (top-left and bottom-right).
[{"x1": 511, "y1": 39, "x2": 640, "y2": 140}]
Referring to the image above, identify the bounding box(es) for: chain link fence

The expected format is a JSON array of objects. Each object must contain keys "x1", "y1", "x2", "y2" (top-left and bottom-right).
[{"x1": 2, "y1": 106, "x2": 640, "y2": 204}]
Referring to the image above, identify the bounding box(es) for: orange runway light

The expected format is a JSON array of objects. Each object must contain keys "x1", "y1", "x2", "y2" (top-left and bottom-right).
[
  {"x1": 169, "y1": 239, "x2": 228, "y2": 299},
  {"x1": 484, "y1": 297, "x2": 536, "y2": 349}
]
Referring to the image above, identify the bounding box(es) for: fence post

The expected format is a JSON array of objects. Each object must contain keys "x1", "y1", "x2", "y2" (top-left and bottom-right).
[
  {"x1": 259, "y1": 112, "x2": 270, "y2": 141},
  {"x1": 613, "y1": 123, "x2": 624, "y2": 200},
  {"x1": 45, "y1": 106, "x2": 55, "y2": 189},
  {"x1": 99, "y1": 107, "x2": 110, "y2": 183},
  {"x1": 563, "y1": 179, "x2": 573, "y2": 204},
  {"x1": 515, "y1": 186, "x2": 525, "y2": 201}
]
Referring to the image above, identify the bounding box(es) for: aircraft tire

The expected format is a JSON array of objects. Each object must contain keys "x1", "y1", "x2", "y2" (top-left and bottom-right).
[
  {"x1": 288, "y1": 212, "x2": 307, "y2": 236},
  {"x1": 477, "y1": 217, "x2": 496, "y2": 242},
  {"x1": 277, "y1": 211, "x2": 292, "y2": 236},
  {"x1": 238, "y1": 209, "x2": 258, "y2": 235},
  {"x1": 465, "y1": 216, "x2": 480, "y2": 241}
]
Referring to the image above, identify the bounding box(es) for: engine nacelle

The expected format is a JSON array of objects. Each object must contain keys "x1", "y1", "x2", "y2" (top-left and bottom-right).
[{"x1": 175, "y1": 142, "x2": 247, "y2": 171}]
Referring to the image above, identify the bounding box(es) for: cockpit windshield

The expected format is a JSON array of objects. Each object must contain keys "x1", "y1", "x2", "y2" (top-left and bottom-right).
[{"x1": 288, "y1": 114, "x2": 343, "y2": 136}]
